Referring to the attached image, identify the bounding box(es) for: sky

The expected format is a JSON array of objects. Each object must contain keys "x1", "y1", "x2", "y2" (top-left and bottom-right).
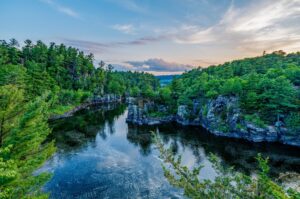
[{"x1": 1, "y1": 0, "x2": 300, "y2": 75}]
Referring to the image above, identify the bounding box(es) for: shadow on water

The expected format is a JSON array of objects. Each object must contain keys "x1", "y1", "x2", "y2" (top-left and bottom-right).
[
  {"x1": 49, "y1": 104, "x2": 126, "y2": 150},
  {"x1": 127, "y1": 124, "x2": 300, "y2": 176},
  {"x1": 43, "y1": 105, "x2": 300, "y2": 198}
]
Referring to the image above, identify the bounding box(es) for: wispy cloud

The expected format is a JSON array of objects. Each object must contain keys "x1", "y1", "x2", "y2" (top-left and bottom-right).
[
  {"x1": 41, "y1": 0, "x2": 80, "y2": 19},
  {"x1": 173, "y1": 0, "x2": 300, "y2": 53},
  {"x1": 63, "y1": 39, "x2": 109, "y2": 54},
  {"x1": 112, "y1": 24, "x2": 135, "y2": 34},
  {"x1": 62, "y1": 35, "x2": 165, "y2": 54}
]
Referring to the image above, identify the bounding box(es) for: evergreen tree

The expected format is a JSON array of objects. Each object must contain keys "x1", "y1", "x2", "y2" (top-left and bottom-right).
[{"x1": 0, "y1": 85, "x2": 55, "y2": 198}]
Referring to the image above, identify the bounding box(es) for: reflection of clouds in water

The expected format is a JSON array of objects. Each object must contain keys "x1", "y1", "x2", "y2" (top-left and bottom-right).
[
  {"x1": 35, "y1": 154, "x2": 64, "y2": 174},
  {"x1": 96, "y1": 149, "x2": 131, "y2": 169},
  {"x1": 181, "y1": 146, "x2": 218, "y2": 180},
  {"x1": 200, "y1": 159, "x2": 218, "y2": 180},
  {"x1": 156, "y1": 133, "x2": 218, "y2": 181},
  {"x1": 40, "y1": 107, "x2": 185, "y2": 198}
]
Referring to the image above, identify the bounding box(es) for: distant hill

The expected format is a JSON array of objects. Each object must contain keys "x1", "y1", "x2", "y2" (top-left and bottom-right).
[{"x1": 156, "y1": 75, "x2": 180, "y2": 86}]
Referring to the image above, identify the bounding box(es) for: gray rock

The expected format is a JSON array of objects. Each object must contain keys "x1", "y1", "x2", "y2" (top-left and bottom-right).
[
  {"x1": 126, "y1": 95, "x2": 300, "y2": 147},
  {"x1": 176, "y1": 105, "x2": 190, "y2": 125}
]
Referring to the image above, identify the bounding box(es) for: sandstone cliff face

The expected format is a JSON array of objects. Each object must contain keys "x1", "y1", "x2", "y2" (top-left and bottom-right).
[{"x1": 126, "y1": 96, "x2": 300, "y2": 147}]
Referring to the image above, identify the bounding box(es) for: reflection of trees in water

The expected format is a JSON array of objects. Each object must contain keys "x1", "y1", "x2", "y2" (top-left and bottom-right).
[
  {"x1": 50, "y1": 104, "x2": 126, "y2": 148},
  {"x1": 107, "y1": 122, "x2": 115, "y2": 135},
  {"x1": 126, "y1": 125, "x2": 153, "y2": 156},
  {"x1": 126, "y1": 124, "x2": 300, "y2": 177},
  {"x1": 97, "y1": 125, "x2": 107, "y2": 140},
  {"x1": 98, "y1": 122, "x2": 116, "y2": 140},
  {"x1": 50, "y1": 105, "x2": 300, "y2": 177}
]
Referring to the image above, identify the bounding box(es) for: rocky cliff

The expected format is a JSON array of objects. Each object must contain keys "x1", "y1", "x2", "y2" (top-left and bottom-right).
[
  {"x1": 126, "y1": 96, "x2": 300, "y2": 147},
  {"x1": 126, "y1": 103, "x2": 174, "y2": 125}
]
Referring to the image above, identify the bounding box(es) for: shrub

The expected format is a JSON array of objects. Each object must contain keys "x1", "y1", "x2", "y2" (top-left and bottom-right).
[{"x1": 244, "y1": 114, "x2": 266, "y2": 128}]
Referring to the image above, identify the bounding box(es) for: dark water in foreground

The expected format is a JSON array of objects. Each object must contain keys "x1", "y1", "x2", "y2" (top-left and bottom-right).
[{"x1": 39, "y1": 105, "x2": 300, "y2": 199}]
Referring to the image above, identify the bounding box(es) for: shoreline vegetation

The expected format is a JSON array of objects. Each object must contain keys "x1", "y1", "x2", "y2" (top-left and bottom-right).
[{"x1": 0, "y1": 39, "x2": 299, "y2": 198}]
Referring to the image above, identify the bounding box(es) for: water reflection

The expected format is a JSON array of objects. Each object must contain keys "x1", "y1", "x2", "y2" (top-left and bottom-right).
[
  {"x1": 129, "y1": 123, "x2": 300, "y2": 176},
  {"x1": 42, "y1": 105, "x2": 300, "y2": 198}
]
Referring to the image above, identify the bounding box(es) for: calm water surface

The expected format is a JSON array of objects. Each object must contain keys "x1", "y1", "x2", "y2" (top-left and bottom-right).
[{"x1": 39, "y1": 105, "x2": 300, "y2": 199}]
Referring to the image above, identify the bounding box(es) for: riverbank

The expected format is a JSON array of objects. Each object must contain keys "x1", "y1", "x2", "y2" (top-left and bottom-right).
[
  {"x1": 126, "y1": 96, "x2": 300, "y2": 147},
  {"x1": 49, "y1": 95, "x2": 300, "y2": 147},
  {"x1": 49, "y1": 94, "x2": 122, "y2": 120}
]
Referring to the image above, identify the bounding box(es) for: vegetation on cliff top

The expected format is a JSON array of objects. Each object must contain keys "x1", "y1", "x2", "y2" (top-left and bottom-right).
[{"x1": 150, "y1": 51, "x2": 300, "y2": 132}]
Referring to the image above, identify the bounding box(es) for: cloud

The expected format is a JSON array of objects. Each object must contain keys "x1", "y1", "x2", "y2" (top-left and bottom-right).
[
  {"x1": 193, "y1": 59, "x2": 219, "y2": 66},
  {"x1": 112, "y1": 24, "x2": 135, "y2": 34},
  {"x1": 124, "y1": 58, "x2": 192, "y2": 72},
  {"x1": 41, "y1": 0, "x2": 80, "y2": 18},
  {"x1": 173, "y1": 0, "x2": 300, "y2": 53},
  {"x1": 62, "y1": 35, "x2": 165, "y2": 54},
  {"x1": 120, "y1": 36, "x2": 166, "y2": 45},
  {"x1": 62, "y1": 39, "x2": 109, "y2": 54}
]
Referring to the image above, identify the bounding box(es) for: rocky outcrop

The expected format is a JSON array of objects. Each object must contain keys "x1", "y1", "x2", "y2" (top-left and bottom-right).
[
  {"x1": 49, "y1": 94, "x2": 122, "y2": 121},
  {"x1": 197, "y1": 96, "x2": 300, "y2": 147},
  {"x1": 126, "y1": 96, "x2": 300, "y2": 147},
  {"x1": 126, "y1": 104, "x2": 174, "y2": 125},
  {"x1": 176, "y1": 105, "x2": 190, "y2": 125}
]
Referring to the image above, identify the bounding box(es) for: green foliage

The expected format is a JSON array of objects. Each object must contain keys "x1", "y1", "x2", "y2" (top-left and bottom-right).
[
  {"x1": 129, "y1": 86, "x2": 140, "y2": 97},
  {"x1": 244, "y1": 114, "x2": 266, "y2": 128},
  {"x1": 163, "y1": 52, "x2": 300, "y2": 129},
  {"x1": 141, "y1": 85, "x2": 157, "y2": 99},
  {"x1": 0, "y1": 85, "x2": 55, "y2": 198},
  {"x1": 58, "y1": 89, "x2": 91, "y2": 106},
  {"x1": 0, "y1": 39, "x2": 159, "y2": 100},
  {"x1": 158, "y1": 87, "x2": 172, "y2": 102},
  {"x1": 0, "y1": 65, "x2": 26, "y2": 88},
  {"x1": 154, "y1": 134, "x2": 300, "y2": 199},
  {"x1": 0, "y1": 85, "x2": 24, "y2": 145},
  {"x1": 220, "y1": 77, "x2": 242, "y2": 96},
  {"x1": 202, "y1": 104, "x2": 208, "y2": 116},
  {"x1": 147, "y1": 111, "x2": 169, "y2": 118},
  {"x1": 25, "y1": 62, "x2": 59, "y2": 100},
  {"x1": 285, "y1": 113, "x2": 300, "y2": 135}
]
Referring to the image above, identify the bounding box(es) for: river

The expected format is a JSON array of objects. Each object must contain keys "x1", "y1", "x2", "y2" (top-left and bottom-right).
[{"x1": 38, "y1": 105, "x2": 300, "y2": 199}]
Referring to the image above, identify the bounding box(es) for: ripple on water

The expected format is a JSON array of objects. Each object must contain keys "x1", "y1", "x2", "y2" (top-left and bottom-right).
[{"x1": 39, "y1": 106, "x2": 300, "y2": 199}]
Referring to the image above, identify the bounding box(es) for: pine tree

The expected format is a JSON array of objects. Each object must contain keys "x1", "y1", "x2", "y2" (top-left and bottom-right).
[{"x1": 0, "y1": 85, "x2": 55, "y2": 198}]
